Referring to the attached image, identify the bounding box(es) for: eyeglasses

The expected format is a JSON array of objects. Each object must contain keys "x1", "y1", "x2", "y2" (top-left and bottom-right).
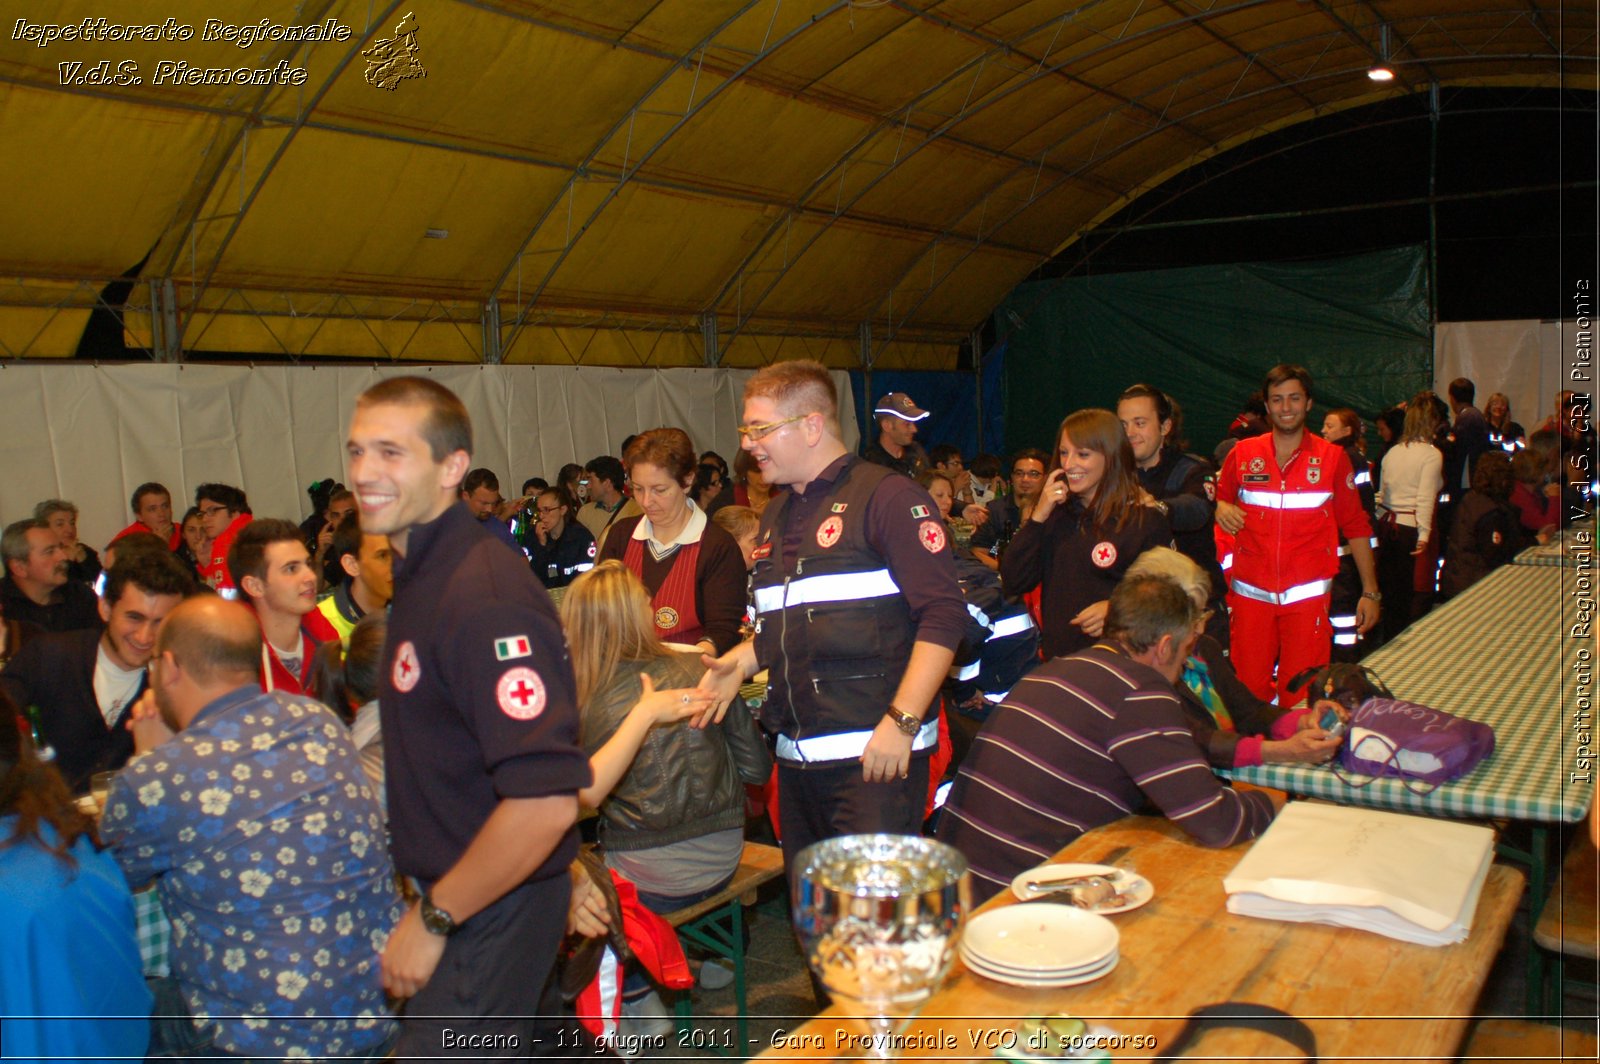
[
  {"x1": 536, "y1": 505, "x2": 564, "y2": 515},
  {"x1": 1011, "y1": 468, "x2": 1045, "y2": 480},
  {"x1": 198, "y1": 505, "x2": 230, "y2": 518},
  {"x1": 737, "y1": 413, "x2": 809, "y2": 441}
]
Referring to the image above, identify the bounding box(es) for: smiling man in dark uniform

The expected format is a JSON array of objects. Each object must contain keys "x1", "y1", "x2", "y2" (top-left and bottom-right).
[
  {"x1": 346, "y1": 377, "x2": 590, "y2": 1059},
  {"x1": 700, "y1": 361, "x2": 968, "y2": 875}
]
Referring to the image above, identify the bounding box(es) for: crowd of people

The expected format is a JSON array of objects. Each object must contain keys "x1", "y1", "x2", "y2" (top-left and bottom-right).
[{"x1": 0, "y1": 361, "x2": 1590, "y2": 1059}]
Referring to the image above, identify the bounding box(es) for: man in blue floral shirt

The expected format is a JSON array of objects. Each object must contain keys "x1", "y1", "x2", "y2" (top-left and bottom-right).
[{"x1": 101, "y1": 595, "x2": 402, "y2": 1060}]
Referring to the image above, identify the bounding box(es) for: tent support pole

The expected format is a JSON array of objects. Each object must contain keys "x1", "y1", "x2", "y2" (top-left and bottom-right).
[
  {"x1": 860, "y1": 322, "x2": 873, "y2": 452},
  {"x1": 1427, "y1": 83, "x2": 1440, "y2": 352},
  {"x1": 971, "y1": 327, "x2": 985, "y2": 454},
  {"x1": 482, "y1": 299, "x2": 503, "y2": 364},
  {"x1": 701, "y1": 313, "x2": 720, "y2": 367},
  {"x1": 151, "y1": 279, "x2": 181, "y2": 363}
]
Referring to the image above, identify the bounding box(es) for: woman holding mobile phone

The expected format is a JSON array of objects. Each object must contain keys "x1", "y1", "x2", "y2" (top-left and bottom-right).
[{"x1": 1001, "y1": 409, "x2": 1172, "y2": 659}]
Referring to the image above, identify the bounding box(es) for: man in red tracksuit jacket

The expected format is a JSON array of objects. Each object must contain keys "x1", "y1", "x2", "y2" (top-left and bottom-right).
[{"x1": 1214, "y1": 364, "x2": 1380, "y2": 706}]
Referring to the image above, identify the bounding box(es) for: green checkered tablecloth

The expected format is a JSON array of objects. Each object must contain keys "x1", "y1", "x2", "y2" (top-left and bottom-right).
[
  {"x1": 135, "y1": 887, "x2": 170, "y2": 977},
  {"x1": 1230, "y1": 563, "x2": 1593, "y2": 823},
  {"x1": 1515, "y1": 541, "x2": 1585, "y2": 568},
  {"x1": 1514, "y1": 521, "x2": 1598, "y2": 568}
]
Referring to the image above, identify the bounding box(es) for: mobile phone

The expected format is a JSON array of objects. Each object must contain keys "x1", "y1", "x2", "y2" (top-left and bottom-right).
[{"x1": 1319, "y1": 705, "x2": 1347, "y2": 739}]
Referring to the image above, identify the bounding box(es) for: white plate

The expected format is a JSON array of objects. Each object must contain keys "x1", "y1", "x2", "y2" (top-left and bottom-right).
[
  {"x1": 965, "y1": 949, "x2": 1121, "y2": 988},
  {"x1": 961, "y1": 903, "x2": 1119, "y2": 972},
  {"x1": 960, "y1": 940, "x2": 1117, "y2": 978},
  {"x1": 1010, "y1": 862, "x2": 1155, "y2": 914}
]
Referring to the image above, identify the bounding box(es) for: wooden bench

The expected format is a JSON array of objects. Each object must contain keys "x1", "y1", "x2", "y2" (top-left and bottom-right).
[
  {"x1": 1460, "y1": 1018, "x2": 1598, "y2": 1062},
  {"x1": 1534, "y1": 834, "x2": 1599, "y2": 1012},
  {"x1": 663, "y1": 841, "x2": 785, "y2": 1052}
]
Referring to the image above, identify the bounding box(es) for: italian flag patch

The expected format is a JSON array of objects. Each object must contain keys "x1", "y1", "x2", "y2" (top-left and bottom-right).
[
  {"x1": 494, "y1": 635, "x2": 532, "y2": 661},
  {"x1": 910, "y1": 504, "x2": 930, "y2": 519}
]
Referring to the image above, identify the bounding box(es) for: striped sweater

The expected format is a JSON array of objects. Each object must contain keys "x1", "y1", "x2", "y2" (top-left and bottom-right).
[{"x1": 936, "y1": 643, "x2": 1277, "y2": 901}]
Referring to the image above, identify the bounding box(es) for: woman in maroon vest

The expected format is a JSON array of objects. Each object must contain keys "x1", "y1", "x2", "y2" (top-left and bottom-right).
[{"x1": 598, "y1": 428, "x2": 748, "y2": 655}]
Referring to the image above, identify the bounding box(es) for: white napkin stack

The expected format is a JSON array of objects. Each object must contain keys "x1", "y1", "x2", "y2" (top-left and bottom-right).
[{"x1": 1222, "y1": 802, "x2": 1495, "y2": 947}]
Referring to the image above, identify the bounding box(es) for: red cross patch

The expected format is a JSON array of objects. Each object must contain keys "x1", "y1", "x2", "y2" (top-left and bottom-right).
[
  {"x1": 918, "y1": 520, "x2": 947, "y2": 553},
  {"x1": 1306, "y1": 466, "x2": 1321, "y2": 485},
  {"x1": 587, "y1": 542, "x2": 598, "y2": 558},
  {"x1": 816, "y1": 515, "x2": 843, "y2": 548},
  {"x1": 392, "y1": 641, "x2": 421, "y2": 693},
  {"x1": 496, "y1": 667, "x2": 547, "y2": 721},
  {"x1": 1091, "y1": 541, "x2": 1118, "y2": 568},
  {"x1": 1345, "y1": 472, "x2": 1355, "y2": 490},
  {"x1": 1248, "y1": 457, "x2": 1265, "y2": 473}
]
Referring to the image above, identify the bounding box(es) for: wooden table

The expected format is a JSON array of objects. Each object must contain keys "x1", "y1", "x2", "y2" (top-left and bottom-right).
[
  {"x1": 757, "y1": 816, "x2": 1523, "y2": 1063},
  {"x1": 1227, "y1": 562, "x2": 1589, "y2": 1008}
]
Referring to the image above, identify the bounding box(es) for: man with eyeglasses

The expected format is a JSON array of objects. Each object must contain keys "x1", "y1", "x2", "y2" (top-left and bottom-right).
[
  {"x1": 969, "y1": 449, "x2": 1049, "y2": 571},
  {"x1": 192, "y1": 483, "x2": 253, "y2": 594},
  {"x1": 699, "y1": 360, "x2": 968, "y2": 888}
]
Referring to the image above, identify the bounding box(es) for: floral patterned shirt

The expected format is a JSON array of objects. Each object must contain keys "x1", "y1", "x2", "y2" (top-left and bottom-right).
[{"x1": 101, "y1": 685, "x2": 402, "y2": 1059}]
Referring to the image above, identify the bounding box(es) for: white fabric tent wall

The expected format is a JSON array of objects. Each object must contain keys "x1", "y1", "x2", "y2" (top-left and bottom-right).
[
  {"x1": 0, "y1": 364, "x2": 858, "y2": 552},
  {"x1": 1434, "y1": 319, "x2": 1582, "y2": 430}
]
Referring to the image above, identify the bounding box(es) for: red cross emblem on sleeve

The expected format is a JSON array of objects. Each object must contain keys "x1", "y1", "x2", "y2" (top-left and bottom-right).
[
  {"x1": 816, "y1": 515, "x2": 843, "y2": 548},
  {"x1": 1091, "y1": 541, "x2": 1118, "y2": 568},
  {"x1": 497, "y1": 667, "x2": 547, "y2": 721},
  {"x1": 918, "y1": 520, "x2": 947, "y2": 553},
  {"x1": 392, "y1": 641, "x2": 421, "y2": 692}
]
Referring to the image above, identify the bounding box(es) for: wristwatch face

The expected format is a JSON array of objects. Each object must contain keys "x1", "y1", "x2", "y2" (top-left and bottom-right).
[
  {"x1": 888, "y1": 708, "x2": 920, "y2": 736},
  {"x1": 421, "y1": 897, "x2": 456, "y2": 936}
]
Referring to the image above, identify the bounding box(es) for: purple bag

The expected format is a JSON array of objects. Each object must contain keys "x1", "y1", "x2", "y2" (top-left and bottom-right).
[{"x1": 1339, "y1": 696, "x2": 1496, "y2": 789}]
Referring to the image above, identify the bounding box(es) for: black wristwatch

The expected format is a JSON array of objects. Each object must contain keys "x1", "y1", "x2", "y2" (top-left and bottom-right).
[
  {"x1": 885, "y1": 706, "x2": 923, "y2": 737},
  {"x1": 419, "y1": 893, "x2": 459, "y2": 937}
]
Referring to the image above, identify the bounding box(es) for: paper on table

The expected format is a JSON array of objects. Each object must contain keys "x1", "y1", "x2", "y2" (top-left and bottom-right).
[{"x1": 1222, "y1": 802, "x2": 1495, "y2": 946}]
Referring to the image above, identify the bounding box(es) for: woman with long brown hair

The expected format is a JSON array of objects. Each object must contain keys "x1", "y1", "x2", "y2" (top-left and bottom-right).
[
  {"x1": 0, "y1": 688, "x2": 151, "y2": 1060},
  {"x1": 1002, "y1": 408, "x2": 1171, "y2": 658}
]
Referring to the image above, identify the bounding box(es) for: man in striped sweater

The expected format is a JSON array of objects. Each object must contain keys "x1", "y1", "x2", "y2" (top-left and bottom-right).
[{"x1": 937, "y1": 574, "x2": 1280, "y2": 902}]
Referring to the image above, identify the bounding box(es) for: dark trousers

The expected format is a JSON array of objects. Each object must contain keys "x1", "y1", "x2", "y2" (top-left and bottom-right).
[
  {"x1": 397, "y1": 873, "x2": 570, "y2": 1061},
  {"x1": 776, "y1": 756, "x2": 931, "y2": 879}
]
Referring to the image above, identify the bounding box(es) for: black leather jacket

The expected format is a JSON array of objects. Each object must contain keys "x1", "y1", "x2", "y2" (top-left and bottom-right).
[{"x1": 580, "y1": 651, "x2": 771, "y2": 852}]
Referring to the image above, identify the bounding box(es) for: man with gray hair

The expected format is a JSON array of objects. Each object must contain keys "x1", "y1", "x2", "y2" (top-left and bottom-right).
[
  {"x1": 936, "y1": 573, "x2": 1280, "y2": 902},
  {"x1": 1, "y1": 519, "x2": 99, "y2": 632}
]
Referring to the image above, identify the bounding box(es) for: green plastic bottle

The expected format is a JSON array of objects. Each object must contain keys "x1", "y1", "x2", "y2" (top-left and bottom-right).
[{"x1": 23, "y1": 704, "x2": 56, "y2": 762}]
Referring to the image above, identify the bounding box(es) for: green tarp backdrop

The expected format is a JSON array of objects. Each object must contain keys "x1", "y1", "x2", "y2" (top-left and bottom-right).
[{"x1": 994, "y1": 246, "x2": 1433, "y2": 457}]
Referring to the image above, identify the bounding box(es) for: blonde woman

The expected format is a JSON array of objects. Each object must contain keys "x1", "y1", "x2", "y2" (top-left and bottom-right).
[
  {"x1": 1376, "y1": 392, "x2": 1444, "y2": 639},
  {"x1": 562, "y1": 561, "x2": 770, "y2": 914}
]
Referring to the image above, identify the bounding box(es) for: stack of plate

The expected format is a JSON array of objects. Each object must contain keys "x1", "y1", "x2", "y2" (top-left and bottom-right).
[{"x1": 958, "y1": 904, "x2": 1120, "y2": 988}]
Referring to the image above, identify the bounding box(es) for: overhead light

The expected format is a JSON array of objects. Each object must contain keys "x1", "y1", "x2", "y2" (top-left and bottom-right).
[
  {"x1": 1367, "y1": 24, "x2": 1394, "y2": 82},
  {"x1": 424, "y1": 228, "x2": 449, "y2": 239}
]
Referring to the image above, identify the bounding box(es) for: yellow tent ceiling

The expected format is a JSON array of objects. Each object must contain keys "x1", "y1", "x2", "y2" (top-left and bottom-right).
[{"x1": 0, "y1": 0, "x2": 1593, "y2": 367}]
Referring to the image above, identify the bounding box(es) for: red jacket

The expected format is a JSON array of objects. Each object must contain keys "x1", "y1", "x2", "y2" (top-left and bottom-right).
[
  {"x1": 199, "y1": 513, "x2": 253, "y2": 592},
  {"x1": 110, "y1": 521, "x2": 183, "y2": 552},
  {"x1": 1215, "y1": 432, "x2": 1372, "y2": 602},
  {"x1": 257, "y1": 608, "x2": 341, "y2": 695},
  {"x1": 573, "y1": 872, "x2": 691, "y2": 1049}
]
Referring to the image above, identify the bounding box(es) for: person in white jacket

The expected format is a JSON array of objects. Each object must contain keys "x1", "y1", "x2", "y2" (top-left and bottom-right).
[{"x1": 1376, "y1": 393, "x2": 1444, "y2": 640}]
